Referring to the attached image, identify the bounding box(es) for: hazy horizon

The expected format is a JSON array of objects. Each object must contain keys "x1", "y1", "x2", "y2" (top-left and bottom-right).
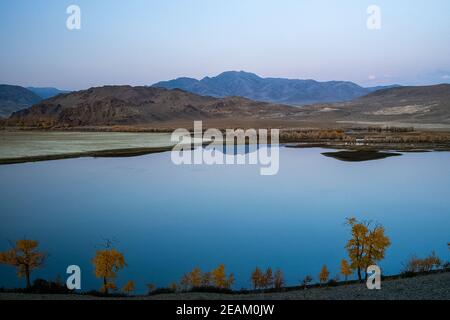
[{"x1": 1, "y1": 0, "x2": 450, "y2": 91}]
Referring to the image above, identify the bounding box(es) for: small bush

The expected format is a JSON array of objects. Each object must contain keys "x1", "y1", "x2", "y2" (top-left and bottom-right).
[
  {"x1": 327, "y1": 279, "x2": 339, "y2": 287},
  {"x1": 30, "y1": 278, "x2": 71, "y2": 294},
  {"x1": 402, "y1": 251, "x2": 442, "y2": 274},
  {"x1": 0, "y1": 278, "x2": 72, "y2": 294}
]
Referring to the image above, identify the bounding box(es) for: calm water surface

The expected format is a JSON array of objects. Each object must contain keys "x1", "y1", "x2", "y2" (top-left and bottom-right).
[{"x1": 0, "y1": 147, "x2": 449, "y2": 293}]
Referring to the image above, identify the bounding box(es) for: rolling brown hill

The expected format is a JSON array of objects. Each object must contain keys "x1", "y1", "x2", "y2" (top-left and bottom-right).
[
  {"x1": 4, "y1": 85, "x2": 301, "y2": 128},
  {"x1": 3, "y1": 84, "x2": 450, "y2": 129},
  {"x1": 300, "y1": 84, "x2": 450, "y2": 126}
]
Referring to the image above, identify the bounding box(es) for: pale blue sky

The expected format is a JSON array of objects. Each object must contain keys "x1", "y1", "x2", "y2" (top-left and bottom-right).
[{"x1": 0, "y1": 0, "x2": 449, "y2": 90}]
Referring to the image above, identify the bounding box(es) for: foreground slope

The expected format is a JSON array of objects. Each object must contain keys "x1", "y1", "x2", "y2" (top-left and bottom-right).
[{"x1": 1, "y1": 271, "x2": 448, "y2": 300}]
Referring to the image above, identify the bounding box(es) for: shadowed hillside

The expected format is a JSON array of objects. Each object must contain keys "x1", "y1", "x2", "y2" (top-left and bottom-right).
[
  {"x1": 27, "y1": 87, "x2": 70, "y2": 99},
  {"x1": 0, "y1": 85, "x2": 42, "y2": 118},
  {"x1": 5, "y1": 85, "x2": 300, "y2": 127}
]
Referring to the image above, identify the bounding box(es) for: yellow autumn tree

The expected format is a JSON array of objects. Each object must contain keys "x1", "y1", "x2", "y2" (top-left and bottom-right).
[
  {"x1": 0, "y1": 239, "x2": 47, "y2": 289},
  {"x1": 201, "y1": 271, "x2": 212, "y2": 287},
  {"x1": 264, "y1": 267, "x2": 274, "y2": 289},
  {"x1": 340, "y1": 259, "x2": 353, "y2": 282},
  {"x1": 189, "y1": 267, "x2": 203, "y2": 288},
  {"x1": 345, "y1": 217, "x2": 391, "y2": 281},
  {"x1": 92, "y1": 248, "x2": 126, "y2": 294},
  {"x1": 251, "y1": 267, "x2": 263, "y2": 290},
  {"x1": 211, "y1": 264, "x2": 234, "y2": 289},
  {"x1": 181, "y1": 267, "x2": 203, "y2": 289},
  {"x1": 273, "y1": 269, "x2": 285, "y2": 289},
  {"x1": 122, "y1": 280, "x2": 135, "y2": 295},
  {"x1": 319, "y1": 265, "x2": 329, "y2": 285}
]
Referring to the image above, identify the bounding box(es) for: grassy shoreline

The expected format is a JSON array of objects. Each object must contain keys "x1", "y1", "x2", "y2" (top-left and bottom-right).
[
  {"x1": 1, "y1": 127, "x2": 450, "y2": 165},
  {"x1": 1, "y1": 141, "x2": 449, "y2": 165},
  {"x1": 0, "y1": 146, "x2": 174, "y2": 165}
]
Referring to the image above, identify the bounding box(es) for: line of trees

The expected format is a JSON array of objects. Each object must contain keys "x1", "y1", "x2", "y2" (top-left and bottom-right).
[
  {"x1": 0, "y1": 239, "x2": 135, "y2": 295},
  {"x1": 178, "y1": 265, "x2": 235, "y2": 291},
  {"x1": 1, "y1": 217, "x2": 448, "y2": 295},
  {"x1": 250, "y1": 267, "x2": 284, "y2": 290},
  {"x1": 402, "y1": 252, "x2": 442, "y2": 273},
  {"x1": 280, "y1": 130, "x2": 355, "y2": 143}
]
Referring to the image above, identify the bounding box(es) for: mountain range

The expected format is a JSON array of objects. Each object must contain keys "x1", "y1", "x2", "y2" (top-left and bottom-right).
[
  {"x1": 4, "y1": 84, "x2": 450, "y2": 128},
  {"x1": 153, "y1": 71, "x2": 399, "y2": 105},
  {"x1": 0, "y1": 72, "x2": 397, "y2": 119},
  {"x1": 2, "y1": 70, "x2": 449, "y2": 128},
  {"x1": 4, "y1": 85, "x2": 299, "y2": 127}
]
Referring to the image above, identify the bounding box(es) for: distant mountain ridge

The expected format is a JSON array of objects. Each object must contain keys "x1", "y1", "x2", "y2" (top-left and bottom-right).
[
  {"x1": 0, "y1": 85, "x2": 42, "y2": 118},
  {"x1": 27, "y1": 87, "x2": 70, "y2": 99},
  {"x1": 153, "y1": 71, "x2": 399, "y2": 105}
]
